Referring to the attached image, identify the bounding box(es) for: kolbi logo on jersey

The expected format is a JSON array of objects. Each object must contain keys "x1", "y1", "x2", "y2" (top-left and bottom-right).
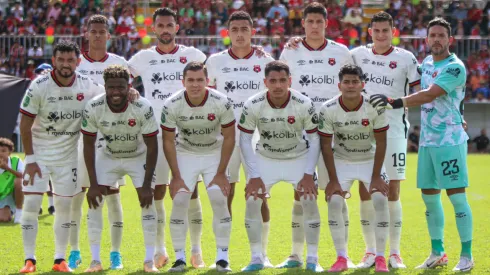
[
  {"x1": 328, "y1": 58, "x2": 336, "y2": 66},
  {"x1": 181, "y1": 127, "x2": 214, "y2": 136},
  {"x1": 389, "y1": 61, "x2": 397, "y2": 69},
  {"x1": 151, "y1": 73, "x2": 163, "y2": 84},
  {"x1": 363, "y1": 73, "x2": 394, "y2": 87},
  {"x1": 253, "y1": 65, "x2": 261, "y2": 73},
  {"x1": 47, "y1": 111, "x2": 82, "y2": 122},
  {"x1": 104, "y1": 134, "x2": 137, "y2": 143},
  {"x1": 224, "y1": 81, "x2": 260, "y2": 93},
  {"x1": 261, "y1": 130, "x2": 297, "y2": 140},
  {"x1": 335, "y1": 132, "x2": 370, "y2": 141},
  {"x1": 180, "y1": 56, "x2": 187, "y2": 64},
  {"x1": 299, "y1": 75, "x2": 335, "y2": 87}
]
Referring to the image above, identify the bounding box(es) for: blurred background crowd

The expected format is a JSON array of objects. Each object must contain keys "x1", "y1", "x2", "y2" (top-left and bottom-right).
[{"x1": 0, "y1": 0, "x2": 489, "y2": 102}]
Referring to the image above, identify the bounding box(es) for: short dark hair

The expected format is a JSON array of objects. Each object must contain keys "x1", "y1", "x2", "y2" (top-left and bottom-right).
[
  {"x1": 183, "y1": 61, "x2": 208, "y2": 79},
  {"x1": 370, "y1": 11, "x2": 394, "y2": 28},
  {"x1": 87, "y1": 14, "x2": 109, "y2": 30},
  {"x1": 103, "y1": 65, "x2": 130, "y2": 83},
  {"x1": 303, "y1": 2, "x2": 327, "y2": 19},
  {"x1": 265, "y1": 61, "x2": 290, "y2": 77},
  {"x1": 338, "y1": 64, "x2": 364, "y2": 81},
  {"x1": 427, "y1": 17, "x2": 451, "y2": 37},
  {"x1": 0, "y1": 137, "x2": 14, "y2": 152},
  {"x1": 53, "y1": 40, "x2": 81, "y2": 58},
  {"x1": 227, "y1": 11, "x2": 253, "y2": 27},
  {"x1": 153, "y1": 8, "x2": 177, "y2": 23}
]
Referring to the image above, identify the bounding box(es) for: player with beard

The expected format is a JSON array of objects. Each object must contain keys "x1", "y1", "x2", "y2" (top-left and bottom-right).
[
  {"x1": 370, "y1": 17, "x2": 474, "y2": 272},
  {"x1": 19, "y1": 41, "x2": 105, "y2": 273}
]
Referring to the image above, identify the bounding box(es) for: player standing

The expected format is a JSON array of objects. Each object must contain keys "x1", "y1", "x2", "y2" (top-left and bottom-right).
[
  {"x1": 19, "y1": 41, "x2": 105, "y2": 273},
  {"x1": 239, "y1": 61, "x2": 322, "y2": 272},
  {"x1": 205, "y1": 11, "x2": 274, "y2": 266},
  {"x1": 278, "y1": 3, "x2": 353, "y2": 268},
  {"x1": 319, "y1": 64, "x2": 390, "y2": 273},
  {"x1": 81, "y1": 65, "x2": 159, "y2": 273},
  {"x1": 370, "y1": 17, "x2": 474, "y2": 272},
  {"x1": 161, "y1": 62, "x2": 235, "y2": 272},
  {"x1": 128, "y1": 8, "x2": 207, "y2": 268}
]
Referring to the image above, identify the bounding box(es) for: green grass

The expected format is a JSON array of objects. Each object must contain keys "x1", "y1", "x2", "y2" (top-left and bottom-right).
[{"x1": 1, "y1": 154, "x2": 489, "y2": 274}]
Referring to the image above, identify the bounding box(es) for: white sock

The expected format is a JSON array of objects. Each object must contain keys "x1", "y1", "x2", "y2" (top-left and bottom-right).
[
  {"x1": 336, "y1": 250, "x2": 347, "y2": 258},
  {"x1": 87, "y1": 196, "x2": 104, "y2": 262},
  {"x1": 360, "y1": 200, "x2": 376, "y2": 254},
  {"x1": 208, "y1": 189, "x2": 231, "y2": 249},
  {"x1": 328, "y1": 195, "x2": 346, "y2": 253},
  {"x1": 217, "y1": 247, "x2": 229, "y2": 262},
  {"x1": 48, "y1": 196, "x2": 54, "y2": 207},
  {"x1": 141, "y1": 203, "x2": 157, "y2": 262},
  {"x1": 54, "y1": 196, "x2": 72, "y2": 259},
  {"x1": 154, "y1": 199, "x2": 166, "y2": 255},
  {"x1": 262, "y1": 221, "x2": 270, "y2": 256},
  {"x1": 300, "y1": 197, "x2": 320, "y2": 259},
  {"x1": 106, "y1": 193, "x2": 123, "y2": 252},
  {"x1": 372, "y1": 192, "x2": 389, "y2": 257},
  {"x1": 90, "y1": 244, "x2": 101, "y2": 262},
  {"x1": 342, "y1": 199, "x2": 349, "y2": 246},
  {"x1": 175, "y1": 249, "x2": 186, "y2": 262},
  {"x1": 169, "y1": 193, "x2": 191, "y2": 259},
  {"x1": 69, "y1": 192, "x2": 84, "y2": 251},
  {"x1": 188, "y1": 198, "x2": 202, "y2": 254},
  {"x1": 291, "y1": 200, "x2": 304, "y2": 259},
  {"x1": 15, "y1": 208, "x2": 22, "y2": 219},
  {"x1": 22, "y1": 195, "x2": 43, "y2": 260},
  {"x1": 245, "y1": 197, "x2": 263, "y2": 255},
  {"x1": 389, "y1": 200, "x2": 402, "y2": 255}
]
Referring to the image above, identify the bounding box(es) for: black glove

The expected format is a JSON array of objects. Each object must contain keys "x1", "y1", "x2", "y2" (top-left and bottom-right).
[{"x1": 369, "y1": 94, "x2": 404, "y2": 109}]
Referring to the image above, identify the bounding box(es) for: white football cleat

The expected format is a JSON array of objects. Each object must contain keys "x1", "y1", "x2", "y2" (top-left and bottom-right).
[
  {"x1": 356, "y1": 253, "x2": 376, "y2": 268},
  {"x1": 168, "y1": 259, "x2": 186, "y2": 272},
  {"x1": 416, "y1": 253, "x2": 448, "y2": 269},
  {"x1": 215, "y1": 260, "x2": 232, "y2": 272},
  {"x1": 263, "y1": 256, "x2": 273, "y2": 268},
  {"x1": 388, "y1": 254, "x2": 407, "y2": 268},
  {"x1": 453, "y1": 256, "x2": 474, "y2": 272},
  {"x1": 346, "y1": 257, "x2": 356, "y2": 269}
]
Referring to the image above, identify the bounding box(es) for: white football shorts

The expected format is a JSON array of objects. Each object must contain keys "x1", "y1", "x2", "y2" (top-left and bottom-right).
[
  {"x1": 96, "y1": 152, "x2": 155, "y2": 189},
  {"x1": 176, "y1": 150, "x2": 227, "y2": 192},
  {"x1": 23, "y1": 161, "x2": 81, "y2": 197},
  {"x1": 384, "y1": 138, "x2": 408, "y2": 181},
  {"x1": 334, "y1": 159, "x2": 389, "y2": 192}
]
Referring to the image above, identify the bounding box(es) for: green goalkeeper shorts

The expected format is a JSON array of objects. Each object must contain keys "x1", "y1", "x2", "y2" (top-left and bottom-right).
[{"x1": 417, "y1": 143, "x2": 468, "y2": 190}]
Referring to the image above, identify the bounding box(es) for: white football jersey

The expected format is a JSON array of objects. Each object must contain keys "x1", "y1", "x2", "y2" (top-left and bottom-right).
[
  {"x1": 128, "y1": 45, "x2": 207, "y2": 121},
  {"x1": 160, "y1": 88, "x2": 235, "y2": 154},
  {"x1": 280, "y1": 38, "x2": 354, "y2": 108},
  {"x1": 81, "y1": 95, "x2": 159, "y2": 158},
  {"x1": 77, "y1": 52, "x2": 129, "y2": 84},
  {"x1": 20, "y1": 71, "x2": 105, "y2": 166},
  {"x1": 318, "y1": 94, "x2": 389, "y2": 163},
  {"x1": 351, "y1": 45, "x2": 421, "y2": 139},
  {"x1": 238, "y1": 89, "x2": 318, "y2": 160}
]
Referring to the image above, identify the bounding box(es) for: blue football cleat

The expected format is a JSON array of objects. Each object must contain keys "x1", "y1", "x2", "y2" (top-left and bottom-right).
[
  {"x1": 68, "y1": 250, "x2": 82, "y2": 269},
  {"x1": 110, "y1": 251, "x2": 123, "y2": 270}
]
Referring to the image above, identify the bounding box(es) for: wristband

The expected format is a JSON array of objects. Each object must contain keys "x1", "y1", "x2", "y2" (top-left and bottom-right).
[
  {"x1": 24, "y1": 154, "x2": 37, "y2": 164},
  {"x1": 390, "y1": 98, "x2": 405, "y2": 109}
]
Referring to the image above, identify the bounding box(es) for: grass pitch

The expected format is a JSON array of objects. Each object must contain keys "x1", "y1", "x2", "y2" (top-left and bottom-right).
[{"x1": 1, "y1": 154, "x2": 489, "y2": 274}]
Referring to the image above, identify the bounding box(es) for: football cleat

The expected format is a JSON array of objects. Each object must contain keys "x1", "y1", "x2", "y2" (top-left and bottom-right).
[
  {"x1": 110, "y1": 251, "x2": 123, "y2": 270},
  {"x1": 241, "y1": 256, "x2": 264, "y2": 272},
  {"x1": 84, "y1": 260, "x2": 103, "y2": 273},
  {"x1": 190, "y1": 253, "x2": 205, "y2": 268},
  {"x1": 215, "y1": 259, "x2": 232, "y2": 272},
  {"x1": 416, "y1": 253, "x2": 448, "y2": 269},
  {"x1": 19, "y1": 259, "x2": 36, "y2": 273},
  {"x1": 68, "y1": 250, "x2": 82, "y2": 269},
  {"x1": 453, "y1": 256, "x2": 474, "y2": 272},
  {"x1": 356, "y1": 252, "x2": 376, "y2": 268},
  {"x1": 275, "y1": 254, "x2": 302, "y2": 268},
  {"x1": 168, "y1": 259, "x2": 186, "y2": 272},
  {"x1": 346, "y1": 257, "x2": 356, "y2": 269},
  {"x1": 306, "y1": 256, "x2": 323, "y2": 272},
  {"x1": 263, "y1": 256, "x2": 273, "y2": 268},
  {"x1": 328, "y1": 256, "x2": 348, "y2": 272},
  {"x1": 52, "y1": 260, "x2": 72, "y2": 272},
  {"x1": 143, "y1": 260, "x2": 159, "y2": 273},
  {"x1": 388, "y1": 254, "x2": 406, "y2": 268},
  {"x1": 374, "y1": 256, "x2": 389, "y2": 272},
  {"x1": 154, "y1": 252, "x2": 169, "y2": 268}
]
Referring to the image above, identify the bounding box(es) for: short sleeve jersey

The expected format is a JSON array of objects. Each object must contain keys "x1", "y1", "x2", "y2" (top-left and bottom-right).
[
  {"x1": 81, "y1": 95, "x2": 159, "y2": 158},
  {"x1": 20, "y1": 71, "x2": 105, "y2": 166},
  {"x1": 419, "y1": 53, "x2": 468, "y2": 147},
  {"x1": 318, "y1": 94, "x2": 389, "y2": 163},
  {"x1": 351, "y1": 45, "x2": 421, "y2": 139},
  {"x1": 160, "y1": 88, "x2": 235, "y2": 155},
  {"x1": 128, "y1": 45, "x2": 207, "y2": 120},
  {"x1": 238, "y1": 89, "x2": 318, "y2": 160},
  {"x1": 77, "y1": 52, "x2": 129, "y2": 85},
  {"x1": 280, "y1": 38, "x2": 354, "y2": 108}
]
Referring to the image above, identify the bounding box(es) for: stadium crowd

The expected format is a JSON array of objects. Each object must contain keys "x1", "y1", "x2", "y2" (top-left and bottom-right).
[{"x1": 0, "y1": 0, "x2": 489, "y2": 101}]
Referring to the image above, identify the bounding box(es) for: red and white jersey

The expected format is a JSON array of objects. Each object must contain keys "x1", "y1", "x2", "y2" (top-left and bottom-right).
[
  {"x1": 280, "y1": 38, "x2": 353, "y2": 108},
  {"x1": 20, "y1": 72, "x2": 105, "y2": 165},
  {"x1": 160, "y1": 88, "x2": 235, "y2": 155},
  {"x1": 128, "y1": 45, "x2": 207, "y2": 122},
  {"x1": 351, "y1": 45, "x2": 421, "y2": 139},
  {"x1": 238, "y1": 89, "x2": 318, "y2": 160},
  {"x1": 81, "y1": 95, "x2": 159, "y2": 158},
  {"x1": 77, "y1": 52, "x2": 129, "y2": 85},
  {"x1": 318, "y1": 94, "x2": 389, "y2": 163}
]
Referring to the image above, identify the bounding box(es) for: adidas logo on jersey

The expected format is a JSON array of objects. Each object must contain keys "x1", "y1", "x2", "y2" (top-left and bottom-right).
[{"x1": 363, "y1": 73, "x2": 394, "y2": 86}]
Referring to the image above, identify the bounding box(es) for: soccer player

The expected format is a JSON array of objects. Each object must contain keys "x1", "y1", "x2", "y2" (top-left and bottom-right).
[
  {"x1": 128, "y1": 8, "x2": 207, "y2": 268},
  {"x1": 370, "y1": 17, "x2": 474, "y2": 272},
  {"x1": 69, "y1": 14, "x2": 128, "y2": 270},
  {"x1": 318, "y1": 64, "x2": 390, "y2": 273},
  {"x1": 19, "y1": 41, "x2": 105, "y2": 273},
  {"x1": 0, "y1": 137, "x2": 24, "y2": 223},
  {"x1": 278, "y1": 2, "x2": 353, "y2": 268},
  {"x1": 239, "y1": 61, "x2": 322, "y2": 272},
  {"x1": 161, "y1": 62, "x2": 235, "y2": 272},
  {"x1": 81, "y1": 65, "x2": 159, "y2": 273},
  {"x1": 205, "y1": 11, "x2": 274, "y2": 266}
]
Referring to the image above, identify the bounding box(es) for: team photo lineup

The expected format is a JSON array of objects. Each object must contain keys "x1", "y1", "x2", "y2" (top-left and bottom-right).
[{"x1": 5, "y1": 2, "x2": 476, "y2": 274}]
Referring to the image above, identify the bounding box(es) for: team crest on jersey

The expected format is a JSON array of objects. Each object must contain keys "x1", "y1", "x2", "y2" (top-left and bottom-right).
[
  {"x1": 253, "y1": 65, "x2": 261, "y2": 73},
  {"x1": 128, "y1": 119, "x2": 136, "y2": 127},
  {"x1": 208, "y1": 113, "x2": 216, "y2": 121},
  {"x1": 362, "y1": 119, "x2": 370, "y2": 126},
  {"x1": 180, "y1": 56, "x2": 187, "y2": 64},
  {"x1": 389, "y1": 61, "x2": 397, "y2": 69},
  {"x1": 432, "y1": 71, "x2": 438, "y2": 78},
  {"x1": 287, "y1": 116, "x2": 295, "y2": 124},
  {"x1": 76, "y1": 93, "x2": 84, "y2": 101},
  {"x1": 328, "y1": 58, "x2": 336, "y2": 66}
]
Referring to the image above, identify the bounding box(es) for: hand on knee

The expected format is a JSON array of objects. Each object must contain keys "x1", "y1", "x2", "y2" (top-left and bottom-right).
[{"x1": 328, "y1": 194, "x2": 345, "y2": 211}]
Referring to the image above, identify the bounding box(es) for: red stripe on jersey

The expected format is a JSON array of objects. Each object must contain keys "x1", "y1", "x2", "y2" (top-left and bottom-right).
[
  {"x1": 305, "y1": 127, "x2": 318, "y2": 134},
  {"x1": 81, "y1": 129, "x2": 97, "y2": 136},
  {"x1": 184, "y1": 89, "x2": 209, "y2": 107},
  {"x1": 143, "y1": 130, "x2": 159, "y2": 137},
  {"x1": 51, "y1": 71, "x2": 76, "y2": 87},
  {"x1": 221, "y1": 120, "x2": 236, "y2": 128},
  {"x1": 237, "y1": 125, "x2": 254, "y2": 134},
  {"x1": 372, "y1": 46, "x2": 394, "y2": 56},
  {"x1": 83, "y1": 52, "x2": 109, "y2": 63},
  {"x1": 266, "y1": 90, "x2": 290, "y2": 109},
  {"x1": 318, "y1": 131, "x2": 333, "y2": 137},
  {"x1": 20, "y1": 109, "x2": 36, "y2": 118},
  {"x1": 301, "y1": 38, "x2": 328, "y2": 51},
  {"x1": 374, "y1": 125, "x2": 390, "y2": 133},
  {"x1": 160, "y1": 125, "x2": 175, "y2": 132},
  {"x1": 156, "y1": 45, "x2": 179, "y2": 55},
  {"x1": 108, "y1": 100, "x2": 128, "y2": 113},
  {"x1": 339, "y1": 96, "x2": 363, "y2": 112},
  {"x1": 228, "y1": 48, "x2": 254, "y2": 60},
  {"x1": 409, "y1": 79, "x2": 421, "y2": 87}
]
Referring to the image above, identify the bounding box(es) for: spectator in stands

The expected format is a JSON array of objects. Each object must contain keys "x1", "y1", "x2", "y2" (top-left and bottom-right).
[
  {"x1": 117, "y1": 7, "x2": 135, "y2": 30},
  {"x1": 471, "y1": 90, "x2": 489, "y2": 103},
  {"x1": 413, "y1": 20, "x2": 427, "y2": 37},
  {"x1": 0, "y1": 137, "x2": 24, "y2": 223},
  {"x1": 343, "y1": 9, "x2": 363, "y2": 37},
  {"x1": 468, "y1": 3, "x2": 483, "y2": 30},
  {"x1": 60, "y1": 17, "x2": 79, "y2": 35},
  {"x1": 9, "y1": 61, "x2": 24, "y2": 78},
  {"x1": 255, "y1": 11, "x2": 267, "y2": 33},
  {"x1": 472, "y1": 129, "x2": 489, "y2": 153},
  {"x1": 266, "y1": 0, "x2": 288, "y2": 19},
  {"x1": 408, "y1": 125, "x2": 420, "y2": 153},
  {"x1": 9, "y1": 39, "x2": 24, "y2": 65},
  {"x1": 48, "y1": 2, "x2": 63, "y2": 22},
  {"x1": 432, "y1": 1, "x2": 445, "y2": 17},
  {"x1": 216, "y1": 0, "x2": 229, "y2": 24},
  {"x1": 25, "y1": 60, "x2": 36, "y2": 80},
  {"x1": 10, "y1": 0, "x2": 23, "y2": 22},
  {"x1": 452, "y1": 2, "x2": 469, "y2": 34},
  {"x1": 27, "y1": 44, "x2": 43, "y2": 59},
  {"x1": 0, "y1": 13, "x2": 8, "y2": 35},
  {"x1": 385, "y1": 3, "x2": 398, "y2": 19}
]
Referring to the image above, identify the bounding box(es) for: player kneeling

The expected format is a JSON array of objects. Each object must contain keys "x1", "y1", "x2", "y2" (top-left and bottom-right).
[
  {"x1": 239, "y1": 61, "x2": 322, "y2": 272},
  {"x1": 161, "y1": 62, "x2": 235, "y2": 272},
  {"x1": 82, "y1": 65, "x2": 159, "y2": 273},
  {"x1": 318, "y1": 64, "x2": 390, "y2": 273}
]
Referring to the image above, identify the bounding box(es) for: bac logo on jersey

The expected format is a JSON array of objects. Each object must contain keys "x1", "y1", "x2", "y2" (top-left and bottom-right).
[
  {"x1": 362, "y1": 119, "x2": 370, "y2": 126},
  {"x1": 287, "y1": 116, "x2": 295, "y2": 124},
  {"x1": 253, "y1": 65, "x2": 261, "y2": 73},
  {"x1": 208, "y1": 113, "x2": 216, "y2": 121},
  {"x1": 389, "y1": 61, "x2": 397, "y2": 69},
  {"x1": 128, "y1": 119, "x2": 136, "y2": 127},
  {"x1": 76, "y1": 93, "x2": 84, "y2": 101},
  {"x1": 328, "y1": 58, "x2": 336, "y2": 66},
  {"x1": 180, "y1": 56, "x2": 187, "y2": 64}
]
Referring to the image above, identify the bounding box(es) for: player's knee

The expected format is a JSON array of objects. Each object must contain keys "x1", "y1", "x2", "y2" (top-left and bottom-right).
[
  {"x1": 172, "y1": 192, "x2": 191, "y2": 209},
  {"x1": 328, "y1": 194, "x2": 344, "y2": 210},
  {"x1": 246, "y1": 196, "x2": 263, "y2": 211},
  {"x1": 371, "y1": 191, "x2": 388, "y2": 209}
]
